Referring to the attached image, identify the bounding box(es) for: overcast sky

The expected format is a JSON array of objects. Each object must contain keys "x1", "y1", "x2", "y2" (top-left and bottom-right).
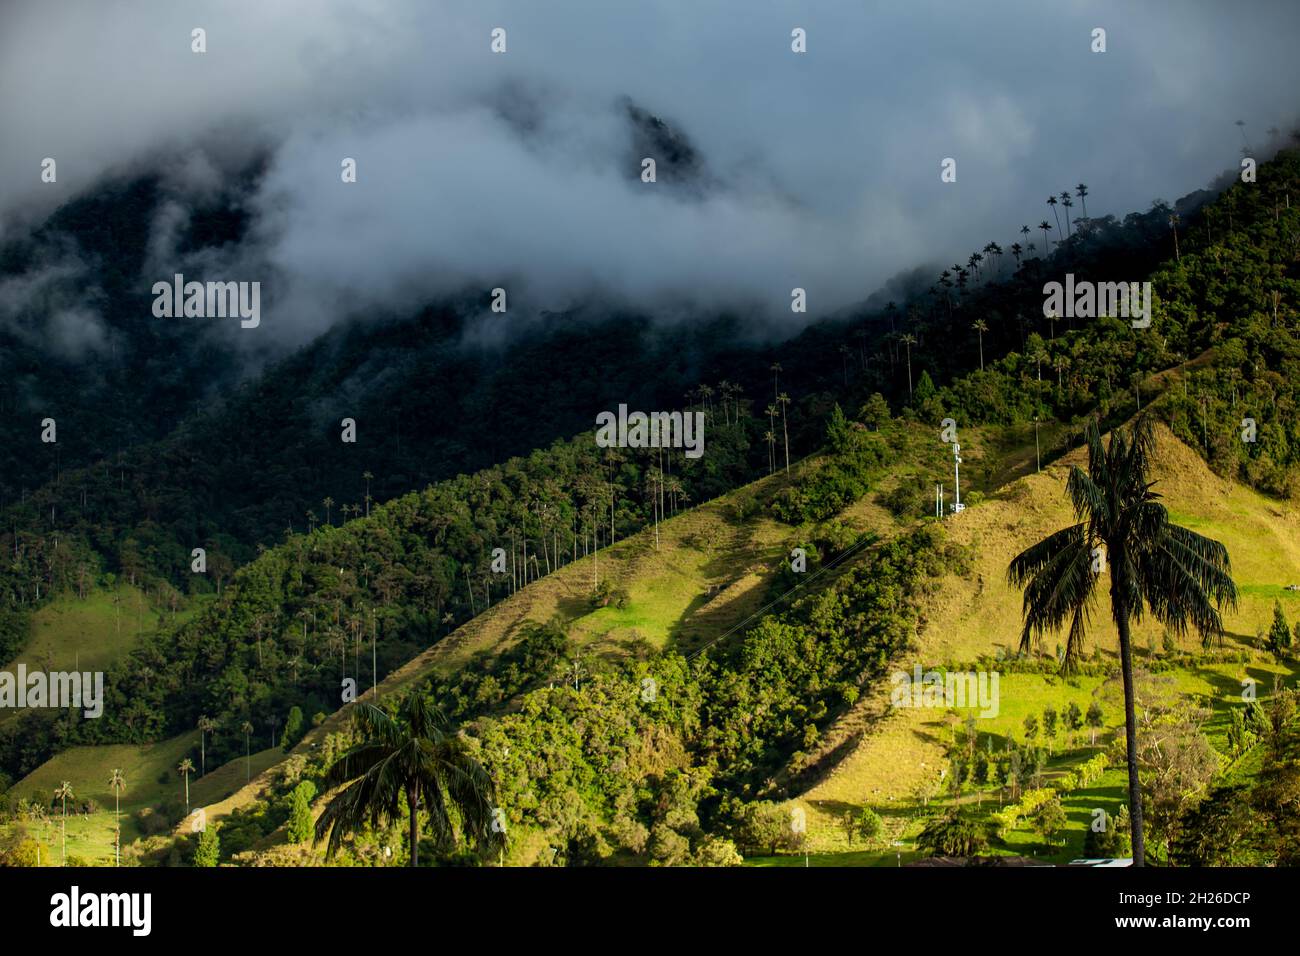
[{"x1": 3, "y1": 0, "x2": 1299, "y2": 348}]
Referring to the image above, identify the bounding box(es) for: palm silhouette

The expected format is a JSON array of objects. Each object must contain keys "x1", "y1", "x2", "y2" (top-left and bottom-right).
[
  {"x1": 1007, "y1": 415, "x2": 1236, "y2": 865},
  {"x1": 314, "y1": 691, "x2": 497, "y2": 866}
]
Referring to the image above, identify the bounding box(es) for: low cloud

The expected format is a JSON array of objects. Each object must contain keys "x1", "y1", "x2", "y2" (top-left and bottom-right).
[{"x1": 2, "y1": 0, "x2": 1299, "y2": 350}]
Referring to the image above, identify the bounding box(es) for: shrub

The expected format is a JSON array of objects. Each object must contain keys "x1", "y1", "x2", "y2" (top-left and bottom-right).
[
  {"x1": 918, "y1": 812, "x2": 988, "y2": 857},
  {"x1": 285, "y1": 781, "x2": 317, "y2": 844},
  {"x1": 193, "y1": 826, "x2": 220, "y2": 867},
  {"x1": 281, "y1": 706, "x2": 305, "y2": 752}
]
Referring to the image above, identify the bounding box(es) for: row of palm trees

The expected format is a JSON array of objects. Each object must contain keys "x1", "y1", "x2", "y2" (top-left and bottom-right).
[
  {"x1": 819, "y1": 183, "x2": 1095, "y2": 402},
  {"x1": 42, "y1": 768, "x2": 127, "y2": 866}
]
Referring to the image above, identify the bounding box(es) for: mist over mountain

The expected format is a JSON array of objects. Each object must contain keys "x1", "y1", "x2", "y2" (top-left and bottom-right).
[{"x1": 4, "y1": 0, "x2": 1300, "y2": 356}]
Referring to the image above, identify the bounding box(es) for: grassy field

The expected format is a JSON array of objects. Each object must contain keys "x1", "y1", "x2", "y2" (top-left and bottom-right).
[
  {"x1": 1, "y1": 585, "x2": 211, "y2": 730},
  {"x1": 796, "y1": 423, "x2": 1300, "y2": 860},
  {"x1": 5, "y1": 733, "x2": 282, "y2": 865},
  {"x1": 10, "y1": 584, "x2": 211, "y2": 673}
]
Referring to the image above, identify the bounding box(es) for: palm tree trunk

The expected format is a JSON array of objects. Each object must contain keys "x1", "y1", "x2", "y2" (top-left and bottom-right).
[
  {"x1": 1112, "y1": 584, "x2": 1146, "y2": 866},
  {"x1": 407, "y1": 783, "x2": 419, "y2": 867},
  {"x1": 781, "y1": 408, "x2": 790, "y2": 475}
]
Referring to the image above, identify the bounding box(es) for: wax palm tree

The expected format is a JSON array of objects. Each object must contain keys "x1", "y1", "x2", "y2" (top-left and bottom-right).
[
  {"x1": 1061, "y1": 194, "x2": 1074, "y2": 236},
  {"x1": 972, "y1": 319, "x2": 988, "y2": 371},
  {"x1": 314, "y1": 691, "x2": 497, "y2": 866},
  {"x1": 109, "y1": 769, "x2": 125, "y2": 866},
  {"x1": 900, "y1": 334, "x2": 916, "y2": 398},
  {"x1": 1075, "y1": 183, "x2": 1089, "y2": 219},
  {"x1": 765, "y1": 399, "x2": 779, "y2": 470},
  {"x1": 198, "y1": 715, "x2": 216, "y2": 776},
  {"x1": 777, "y1": 392, "x2": 792, "y2": 475},
  {"x1": 1028, "y1": 341, "x2": 1047, "y2": 383},
  {"x1": 1047, "y1": 195, "x2": 1062, "y2": 242},
  {"x1": 178, "y1": 758, "x2": 194, "y2": 814},
  {"x1": 1007, "y1": 414, "x2": 1236, "y2": 865},
  {"x1": 1039, "y1": 221, "x2": 1053, "y2": 256},
  {"x1": 1169, "y1": 212, "x2": 1181, "y2": 262},
  {"x1": 54, "y1": 781, "x2": 73, "y2": 865},
  {"x1": 241, "y1": 721, "x2": 254, "y2": 783}
]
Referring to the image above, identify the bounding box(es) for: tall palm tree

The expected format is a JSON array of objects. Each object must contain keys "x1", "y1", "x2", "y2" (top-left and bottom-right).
[
  {"x1": 1007, "y1": 415, "x2": 1236, "y2": 865},
  {"x1": 54, "y1": 781, "x2": 73, "y2": 865},
  {"x1": 1047, "y1": 196, "x2": 1062, "y2": 242},
  {"x1": 1075, "y1": 183, "x2": 1089, "y2": 219},
  {"x1": 1028, "y1": 341, "x2": 1047, "y2": 383},
  {"x1": 109, "y1": 769, "x2": 125, "y2": 866},
  {"x1": 900, "y1": 334, "x2": 916, "y2": 398},
  {"x1": 769, "y1": 362, "x2": 782, "y2": 404},
  {"x1": 972, "y1": 319, "x2": 988, "y2": 371},
  {"x1": 777, "y1": 393, "x2": 792, "y2": 475},
  {"x1": 241, "y1": 721, "x2": 254, "y2": 783},
  {"x1": 1169, "y1": 213, "x2": 1181, "y2": 262},
  {"x1": 178, "y1": 758, "x2": 195, "y2": 814},
  {"x1": 1061, "y1": 194, "x2": 1074, "y2": 236},
  {"x1": 198, "y1": 715, "x2": 216, "y2": 776},
  {"x1": 314, "y1": 691, "x2": 497, "y2": 866},
  {"x1": 1039, "y1": 221, "x2": 1053, "y2": 256},
  {"x1": 1020, "y1": 224, "x2": 1031, "y2": 250}
]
